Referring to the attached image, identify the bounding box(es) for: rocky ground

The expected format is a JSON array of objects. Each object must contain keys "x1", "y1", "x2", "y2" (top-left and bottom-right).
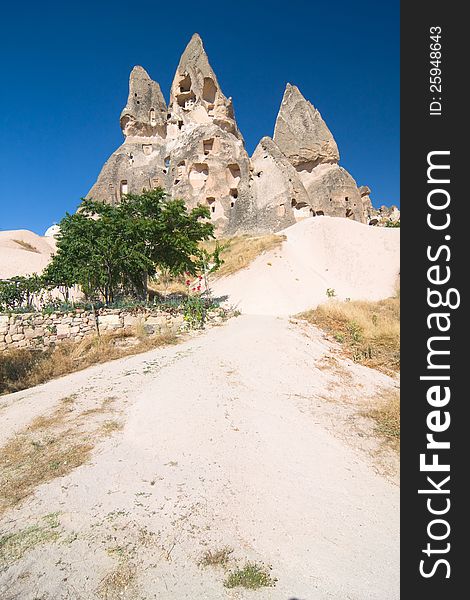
[{"x1": 0, "y1": 314, "x2": 399, "y2": 599}]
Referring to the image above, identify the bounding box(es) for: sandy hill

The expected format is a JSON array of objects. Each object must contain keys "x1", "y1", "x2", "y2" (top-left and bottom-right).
[
  {"x1": 212, "y1": 217, "x2": 400, "y2": 316},
  {"x1": 0, "y1": 230, "x2": 56, "y2": 279}
]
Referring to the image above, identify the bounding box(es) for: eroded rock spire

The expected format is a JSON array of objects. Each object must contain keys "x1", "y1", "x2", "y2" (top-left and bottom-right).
[
  {"x1": 273, "y1": 83, "x2": 339, "y2": 168},
  {"x1": 120, "y1": 66, "x2": 167, "y2": 138},
  {"x1": 167, "y1": 33, "x2": 241, "y2": 139}
]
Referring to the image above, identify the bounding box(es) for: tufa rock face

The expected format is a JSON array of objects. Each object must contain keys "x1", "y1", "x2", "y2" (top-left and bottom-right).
[
  {"x1": 87, "y1": 34, "x2": 392, "y2": 233},
  {"x1": 273, "y1": 84, "x2": 340, "y2": 168},
  {"x1": 120, "y1": 66, "x2": 167, "y2": 138}
]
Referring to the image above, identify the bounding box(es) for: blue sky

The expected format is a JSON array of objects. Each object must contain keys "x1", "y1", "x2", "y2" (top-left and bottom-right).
[{"x1": 0, "y1": 0, "x2": 399, "y2": 235}]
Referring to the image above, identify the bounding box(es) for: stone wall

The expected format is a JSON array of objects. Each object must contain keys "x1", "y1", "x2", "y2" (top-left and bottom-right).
[{"x1": 0, "y1": 307, "x2": 225, "y2": 352}]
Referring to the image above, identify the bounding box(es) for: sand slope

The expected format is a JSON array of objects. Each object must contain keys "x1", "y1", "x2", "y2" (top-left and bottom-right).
[
  {"x1": 213, "y1": 217, "x2": 400, "y2": 315},
  {"x1": 0, "y1": 230, "x2": 56, "y2": 279}
]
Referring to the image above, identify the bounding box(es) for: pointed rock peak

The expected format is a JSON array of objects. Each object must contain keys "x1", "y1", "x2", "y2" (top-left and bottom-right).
[
  {"x1": 167, "y1": 34, "x2": 241, "y2": 139},
  {"x1": 130, "y1": 65, "x2": 151, "y2": 80},
  {"x1": 178, "y1": 33, "x2": 213, "y2": 76},
  {"x1": 273, "y1": 83, "x2": 340, "y2": 168},
  {"x1": 120, "y1": 65, "x2": 167, "y2": 138}
]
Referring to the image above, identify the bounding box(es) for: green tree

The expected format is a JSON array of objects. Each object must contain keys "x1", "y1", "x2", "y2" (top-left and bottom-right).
[{"x1": 44, "y1": 189, "x2": 217, "y2": 304}]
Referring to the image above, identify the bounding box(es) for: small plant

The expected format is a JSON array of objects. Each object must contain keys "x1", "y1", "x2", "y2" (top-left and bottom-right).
[
  {"x1": 183, "y1": 294, "x2": 206, "y2": 329},
  {"x1": 347, "y1": 320, "x2": 363, "y2": 343},
  {"x1": 326, "y1": 287, "x2": 336, "y2": 298},
  {"x1": 224, "y1": 562, "x2": 277, "y2": 589},
  {"x1": 199, "y1": 546, "x2": 234, "y2": 568}
]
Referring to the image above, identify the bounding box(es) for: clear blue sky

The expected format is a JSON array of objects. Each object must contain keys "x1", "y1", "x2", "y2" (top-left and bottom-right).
[{"x1": 0, "y1": 0, "x2": 399, "y2": 235}]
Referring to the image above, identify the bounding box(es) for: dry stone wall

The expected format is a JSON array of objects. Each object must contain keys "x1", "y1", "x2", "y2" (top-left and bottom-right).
[{"x1": 0, "y1": 307, "x2": 226, "y2": 352}]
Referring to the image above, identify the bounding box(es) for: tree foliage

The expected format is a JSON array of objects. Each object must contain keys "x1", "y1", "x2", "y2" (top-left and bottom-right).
[{"x1": 44, "y1": 189, "x2": 219, "y2": 304}]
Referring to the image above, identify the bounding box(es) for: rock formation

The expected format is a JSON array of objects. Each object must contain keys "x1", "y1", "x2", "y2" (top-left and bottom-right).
[{"x1": 87, "y1": 34, "x2": 398, "y2": 234}]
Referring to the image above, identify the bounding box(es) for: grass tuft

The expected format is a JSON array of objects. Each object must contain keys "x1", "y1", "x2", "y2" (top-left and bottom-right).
[
  {"x1": 224, "y1": 562, "x2": 277, "y2": 589},
  {"x1": 363, "y1": 389, "x2": 400, "y2": 451},
  {"x1": 12, "y1": 239, "x2": 40, "y2": 253},
  {"x1": 199, "y1": 546, "x2": 234, "y2": 568},
  {"x1": 97, "y1": 560, "x2": 137, "y2": 599}
]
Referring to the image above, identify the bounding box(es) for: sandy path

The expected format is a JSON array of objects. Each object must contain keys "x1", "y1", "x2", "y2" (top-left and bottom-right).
[{"x1": 0, "y1": 316, "x2": 399, "y2": 599}]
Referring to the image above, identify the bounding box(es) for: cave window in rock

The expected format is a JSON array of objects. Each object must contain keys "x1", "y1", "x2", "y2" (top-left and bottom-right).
[
  {"x1": 128, "y1": 153, "x2": 134, "y2": 166},
  {"x1": 293, "y1": 201, "x2": 311, "y2": 221},
  {"x1": 277, "y1": 203, "x2": 286, "y2": 217},
  {"x1": 346, "y1": 208, "x2": 354, "y2": 218},
  {"x1": 189, "y1": 163, "x2": 209, "y2": 190},
  {"x1": 177, "y1": 90, "x2": 196, "y2": 108},
  {"x1": 295, "y1": 161, "x2": 316, "y2": 173},
  {"x1": 316, "y1": 210, "x2": 325, "y2": 216},
  {"x1": 149, "y1": 108, "x2": 157, "y2": 126},
  {"x1": 230, "y1": 201, "x2": 235, "y2": 208},
  {"x1": 206, "y1": 197, "x2": 216, "y2": 214},
  {"x1": 202, "y1": 77, "x2": 217, "y2": 104},
  {"x1": 120, "y1": 180, "x2": 128, "y2": 196},
  {"x1": 291, "y1": 199, "x2": 297, "y2": 207},
  {"x1": 177, "y1": 161, "x2": 186, "y2": 177},
  {"x1": 142, "y1": 144, "x2": 153, "y2": 156},
  {"x1": 164, "y1": 157, "x2": 170, "y2": 168},
  {"x1": 227, "y1": 164, "x2": 241, "y2": 185},
  {"x1": 178, "y1": 120, "x2": 184, "y2": 130},
  {"x1": 179, "y1": 73, "x2": 191, "y2": 93},
  {"x1": 310, "y1": 209, "x2": 316, "y2": 217},
  {"x1": 230, "y1": 188, "x2": 238, "y2": 199},
  {"x1": 345, "y1": 196, "x2": 349, "y2": 201},
  {"x1": 203, "y1": 139, "x2": 214, "y2": 155}
]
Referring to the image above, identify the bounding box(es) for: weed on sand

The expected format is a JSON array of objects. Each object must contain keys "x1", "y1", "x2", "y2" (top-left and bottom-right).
[{"x1": 224, "y1": 562, "x2": 277, "y2": 589}]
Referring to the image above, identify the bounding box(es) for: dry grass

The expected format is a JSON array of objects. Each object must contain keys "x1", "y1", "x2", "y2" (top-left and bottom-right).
[
  {"x1": 12, "y1": 239, "x2": 40, "y2": 253},
  {"x1": 0, "y1": 328, "x2": 178, "y2": 395},
  {"x1": 148, "y1": 273, "x2": 189, "y2": 295},
  {"x1": 148, "y1": 234, "x2": 286, "y2": 295},
  {"x1": 199, "y1": 546, "x2": 234, "y2": 568},
  {"x1": 203, "y1": 234, "x2": 286, "y2": 279},
  {"x1": 364, "y1": 389, "x2": 400, "y2": 451},
  {"x1": 0, "y1": 394, "x2": 121, "y2": 515},
  {"x1": 300, "y1": 296, "x2": 400, "y2": 375},
  {"x1": 97, "y1": 560, "x2": 137, "y2": 599}
]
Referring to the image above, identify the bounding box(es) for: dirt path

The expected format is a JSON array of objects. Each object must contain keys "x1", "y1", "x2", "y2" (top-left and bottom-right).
[{"x1": 0, "y1": 316, "x2": 399, "y2": 599}]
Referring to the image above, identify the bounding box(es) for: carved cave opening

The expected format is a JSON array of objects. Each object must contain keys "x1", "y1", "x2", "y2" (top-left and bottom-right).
[
  {"x1": 189, "y1": 163, "x2": 209, "y2": 190},
  {"x1": 202, "y1": 77, "x2": 217, "y2": 104},
  {"x1": 203, "y1": 139, "x2": 214, "y2": 155},
  {"x1": 206, "y1": 197, "x2": 216, "y2": 214},
  {"x1": 179, "y1": 73, "x2": 191, "y2": 93}
]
